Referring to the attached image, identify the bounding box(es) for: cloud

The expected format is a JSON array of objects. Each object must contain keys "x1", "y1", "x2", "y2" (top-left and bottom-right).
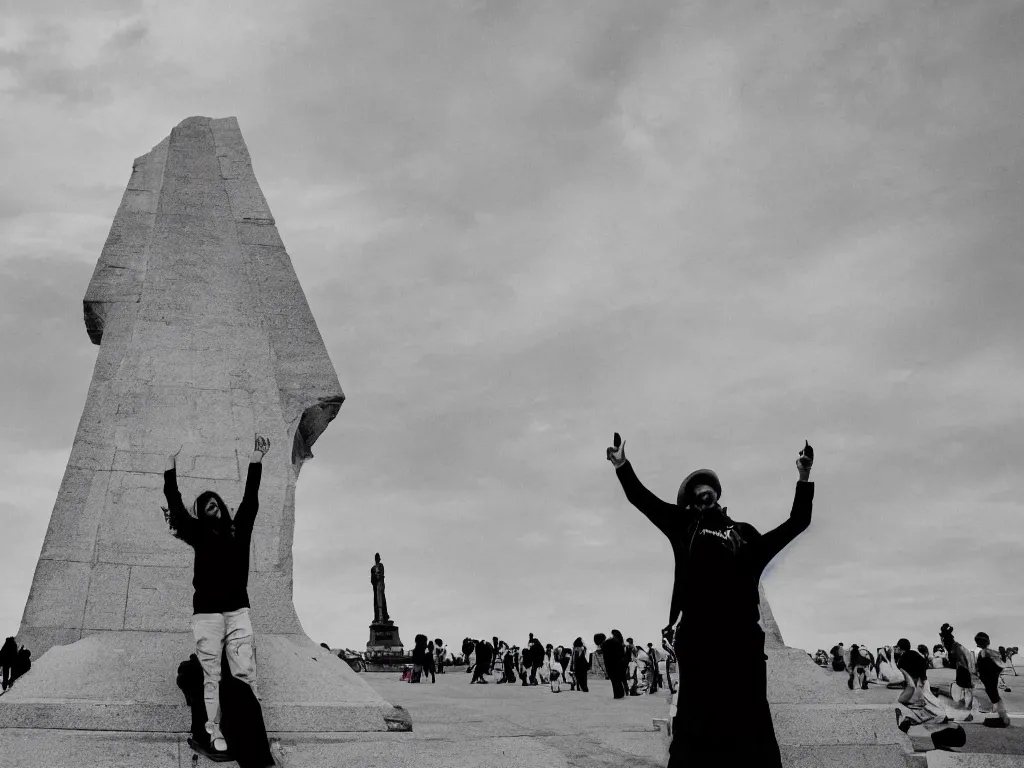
[{"x1": 1, "y1": 0, "x2": 1023, "y2": 659}]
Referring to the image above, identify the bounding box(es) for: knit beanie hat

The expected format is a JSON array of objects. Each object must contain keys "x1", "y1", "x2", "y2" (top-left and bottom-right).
[{"x1": 975, "y1": 632, "x2": 990, "y2": 647}]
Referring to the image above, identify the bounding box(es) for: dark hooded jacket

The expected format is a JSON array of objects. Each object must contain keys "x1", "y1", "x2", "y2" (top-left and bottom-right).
[
  {"x1": 615, "y1": 460, "x2": 813, "y2": 638},
  {"x1": 163, "y1": 463, "x2": 262, "y2": 614}
]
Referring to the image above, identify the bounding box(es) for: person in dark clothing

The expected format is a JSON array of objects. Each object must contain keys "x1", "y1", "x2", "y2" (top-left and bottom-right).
[
  {"x1": 472, "y1": 639, "x2": 492, "y2": 683},
  {"x1": 572, "y1": 638, "x2": 590, "y2": 692},
  {"x1": 596, "y1": 633, "x2": 626, "y2": 699},
  {"x1": 975, "y1": 632, "x2": 1010, "y2": 728},
  {"x1": 497, "y1": 643, "x2": 516, "y2": 683},
  {"x1": 462, "y1": 638, "x2": 476, "y2": 673},
  {"x1": 410, "y1": 635, "x2": 429, "y2": 683},
  {"x1": 608, "y1": 432, "x2": 815, "y2": 767},
  {"x1": 528, "y1": 637, "x2": 544, "y2": 685},
  {"x1": 163, "y1": 434, "x2": 270, "y2": 759},
  {"x1": 893, "y1": 638, "x2": 968, "y2": 751},
  {"x1": 425, "y1": 640, "x2": 437, "y2": 683},
  {"x1": 848, "y1": 644, "x2": 873, "y2": 690},
  {"x1": 830, "y1": 643, "x2": 847, "y2": 671},
  {"x1": 0, "y1": 636, "x2": 17, "y2": 691},
  {"x1": 8, "y1": 646, "x2": 30, "y2": 688},
  {"x1": 612, "y1": 630, "x2": 631, "y2": 695},
  {"x1": 940, "y1": 623, "x2": 976, "y2": 716}
]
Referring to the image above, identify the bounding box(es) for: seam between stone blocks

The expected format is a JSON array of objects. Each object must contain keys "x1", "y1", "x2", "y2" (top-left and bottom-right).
[{"x1": 122, "y1": 565, "x2": 133, "y2": 631}]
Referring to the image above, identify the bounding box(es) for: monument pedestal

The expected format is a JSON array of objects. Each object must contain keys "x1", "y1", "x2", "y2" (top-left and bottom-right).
[{"x1": 365, "y1": 622, "x2": 408, "y2": 672}]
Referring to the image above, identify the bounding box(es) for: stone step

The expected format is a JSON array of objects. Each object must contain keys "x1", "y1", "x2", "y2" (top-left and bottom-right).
[
  {"x1": 781, "y1": 744, "x2": 919, "y2": 768},
  {"x1": 0, "y1": 632, "x2": 410, "y2": 733},
  {"x1": 772, "y1": 702, "x2": 911, "y2": 747},
  {"x1": 926, "y1": 753, "x2": 1024, "y2": 767}
]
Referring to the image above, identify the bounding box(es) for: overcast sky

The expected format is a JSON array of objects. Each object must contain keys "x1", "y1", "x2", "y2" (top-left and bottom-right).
[{"x1": 1, "y1": 0, "x2": 1022, "y2": 660}]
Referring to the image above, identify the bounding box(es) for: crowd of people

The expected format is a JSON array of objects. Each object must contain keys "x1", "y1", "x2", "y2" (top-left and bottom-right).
[
  {"x1": 399, "y1": 631, "x2": 677, "y2": 697},
  {"x1": 811, "y1": 623, "x2": 1016, "y2": 733}
]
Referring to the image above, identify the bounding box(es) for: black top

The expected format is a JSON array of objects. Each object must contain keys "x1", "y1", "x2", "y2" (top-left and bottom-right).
[
  {"x1": 600, "y1": 636, "x2": 625, "y2": 671},
  {"x1": 163, "y1": 463, "x2": 263, "y2": 614},
  {"x1": 897, "y1": 649, "x2": 928, "y2": 681},
  {"x1": 615, "y1": 460, "x2": 813, "y2": 637}
]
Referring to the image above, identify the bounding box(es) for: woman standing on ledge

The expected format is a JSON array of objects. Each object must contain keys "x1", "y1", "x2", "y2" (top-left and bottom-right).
[
  {"x1": 607, "y1": 433, "x2": 814, "y2": 767},
  {"x1": 163, "y1": 434, "x2": 269, "y2": 760}
]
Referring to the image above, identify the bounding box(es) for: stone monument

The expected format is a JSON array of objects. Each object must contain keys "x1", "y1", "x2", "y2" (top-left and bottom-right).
[
  {"x1": 0, "y1": 117, "x2": 411, "y2": 756},
  {"x1": 364, "y1": 553, "x2": 405, "y2": 672}
]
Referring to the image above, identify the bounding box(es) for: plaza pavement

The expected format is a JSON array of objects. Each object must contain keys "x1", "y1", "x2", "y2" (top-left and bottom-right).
[
  {"x1": 2, "y1": 662, "x2": 1021, "y2": 766},
  {"x1": 818, "y1": 667, "x2": 1024, "y2": 757}
]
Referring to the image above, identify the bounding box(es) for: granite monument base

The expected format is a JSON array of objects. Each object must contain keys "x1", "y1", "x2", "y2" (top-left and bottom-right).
[{"x1": 0, "y1": 631, "x2": 411, "y2": 733}]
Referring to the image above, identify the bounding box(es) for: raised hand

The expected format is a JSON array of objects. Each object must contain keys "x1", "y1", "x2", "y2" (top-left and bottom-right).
[
  {"x1": 166, "y1": 444, "x2": 185, "y2": 471},
  {"x1": 606, "y1": 432, "x2": 626, "y2": 468},
  {"x1": 253, "y1": 433, "x2": 271, "y2": 457},
  {"x1": 796, "y1": 440, "x2": 814, "y2": 480}
]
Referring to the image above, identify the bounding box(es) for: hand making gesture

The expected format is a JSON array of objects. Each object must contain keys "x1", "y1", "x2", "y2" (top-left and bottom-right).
[
  {"x1": 606, "y1": 432, "x2": 626, "y2": 468},
  {"x1": 165, "y1": 443, "x2": 185, "y2": 473},
  {"x1": 252, "y1": 433, "x2": 271, "y2": 463},
  {"x1": 796, "y1": 440, "x2": 814, "y2": 482}
]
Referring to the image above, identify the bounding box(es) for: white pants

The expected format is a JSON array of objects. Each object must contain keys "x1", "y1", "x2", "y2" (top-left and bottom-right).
[{"x1": 192, "y1": 608, "x2": 258, "y2": 742}]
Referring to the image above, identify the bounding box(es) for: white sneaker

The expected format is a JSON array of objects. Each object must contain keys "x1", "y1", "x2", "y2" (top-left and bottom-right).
[{"x1": 212, "y1": 737, "x2": 228, "y2": 752}]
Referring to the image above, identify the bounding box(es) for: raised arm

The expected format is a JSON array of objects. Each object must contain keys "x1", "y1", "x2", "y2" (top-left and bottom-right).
[
  {"x1": 750, "y1": 441, "x2": 815, "y2": 575},
  {"x1": 163, "y1": 446, "x2": 199, "y2": 546},
  {"x1": 233, "y1": 434, "x2": 268, "y2": 529},
  {"x1": 606, "y1": 433, "x2": 681, "y2": 537}
]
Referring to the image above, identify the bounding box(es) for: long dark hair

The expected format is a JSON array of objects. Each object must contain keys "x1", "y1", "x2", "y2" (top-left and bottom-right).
[{"x1": 194, "y1": 490, "x2": 230, "y2": 532}]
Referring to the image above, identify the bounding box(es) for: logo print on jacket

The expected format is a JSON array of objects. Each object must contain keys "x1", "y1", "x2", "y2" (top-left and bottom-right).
[{"x1": 701, "y1": 527, "x2": 732, "y2": 541}]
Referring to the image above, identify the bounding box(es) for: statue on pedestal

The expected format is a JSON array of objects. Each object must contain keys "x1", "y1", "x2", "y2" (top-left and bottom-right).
[{"x1": 370, "y1": 553, "x2": 390, "y2": 625}]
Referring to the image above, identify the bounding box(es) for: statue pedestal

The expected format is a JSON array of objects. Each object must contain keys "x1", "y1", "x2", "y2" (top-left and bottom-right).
[{"x1": 364, "y1": 622, "x2": 407, "y2": 672}]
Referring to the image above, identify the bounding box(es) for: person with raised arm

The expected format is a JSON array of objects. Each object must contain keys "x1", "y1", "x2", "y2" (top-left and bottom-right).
[
  {"x1": 607, "y1": 432, "x2": 814, "y2": 767},
  {"x1": 163, "y1": 434, "x2": 270, "y2": 762}
]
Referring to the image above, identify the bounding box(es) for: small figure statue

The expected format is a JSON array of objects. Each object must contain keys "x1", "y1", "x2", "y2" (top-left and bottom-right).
[{"x1": 370, "y1": 553, "x2": 390, "y2": 624}]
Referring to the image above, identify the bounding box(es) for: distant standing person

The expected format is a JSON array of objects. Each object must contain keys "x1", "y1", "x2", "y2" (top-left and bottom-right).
[
  {"x1": 435, "y1": 639, "x2": 446, "y2": 674},
  {"x1": 975, "y1": 632, "x2": 1010, "y2": 728},
  {"x1": 162, "y1": 434, "x2": 270, "y2": 760},
  {"x1": 472, "y1": 639, "x2": 492, "y2": 684},
  {"x1": 0, "y1": 637, "x2": 16, "y2": 691},
  {"x1": 6, "y1": 644, "x2": 30, "y2": 688},
  {"x1": 410, "y1": 635, "x2": 429, "y2": 683},
  {"x1": 596, "y1": 633, "x2": 625, "y2": 699},
  {"x1": 572, "y1": 638, "x2": 590, "y2": 692},
  {"x1": 608, "y1": 432, "x2": 815, "y2": 767},
  {"x1": 424, "y1": 640, "x2": 437, "y2": 684},
  {"x1": 661, "y1": 632, "x2": 677, "y2": 694},
  {"x1": 611, "y1": 630, "x2": 630, "y2": 695}
]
